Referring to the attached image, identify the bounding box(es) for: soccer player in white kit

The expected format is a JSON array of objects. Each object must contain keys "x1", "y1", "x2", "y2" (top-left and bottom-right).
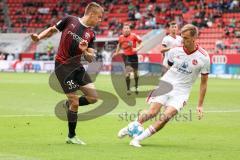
[
  {"x1": 161, "y1": 21, "x2": 182, "y2": 67},
  {"x1": 118, "y1": 24, "x2": 210, "y2": 147}
]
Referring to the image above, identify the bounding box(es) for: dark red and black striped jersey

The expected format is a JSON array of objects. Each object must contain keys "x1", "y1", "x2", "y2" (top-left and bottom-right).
[{"x1": 55, "y1": 15, "x2": 96, "y2": 64}]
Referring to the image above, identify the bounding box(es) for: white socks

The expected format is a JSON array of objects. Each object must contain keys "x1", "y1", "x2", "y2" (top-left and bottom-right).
[{"x1": 135, "y1": 125, "x2": 156, "y2": 141}]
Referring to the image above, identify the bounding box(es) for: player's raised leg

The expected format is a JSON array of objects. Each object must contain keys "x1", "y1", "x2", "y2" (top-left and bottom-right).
[
  {"x1": 130, "y1": 106, "x2": 177, "y2": 147},
  {"x1": 79, "y1": 83, "x2": 98, "y2": 104}
]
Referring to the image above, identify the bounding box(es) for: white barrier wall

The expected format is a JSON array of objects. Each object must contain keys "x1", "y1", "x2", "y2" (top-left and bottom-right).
[
  {"x1": 0, "y1": 34, "x2": 31, "y2": 54},
  {"x1": 0, "y1": 60, "x2": 55, "y2": 72}
]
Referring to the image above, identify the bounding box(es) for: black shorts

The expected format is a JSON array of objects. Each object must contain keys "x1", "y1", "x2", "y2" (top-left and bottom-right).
[
  {"x1": 55, "y1": 61, "x2": 92, "y2": 94},
  {"x1": 122, "y1": 54, "x2": 138, "y2": 70}
]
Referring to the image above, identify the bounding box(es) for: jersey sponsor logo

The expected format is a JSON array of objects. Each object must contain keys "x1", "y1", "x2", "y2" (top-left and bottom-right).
[
  {"x1": 122, "y1": 41, "x2": 133, "y2": 49},
  {"x1": 212, "y1": 55, "x2": 227, "y2": 64},
  {"x1": 181, "y1": 61, "x2": 188, "y2": 68},
  {"x1": 128, "y1": 41, "x2": 133, "y2": 47},
  {"x1": 67, "y1": 31, "x2": 83, "y2": 43},
  {"x1": 177, "y1": 61, "x2": 192, "y2": 74}
]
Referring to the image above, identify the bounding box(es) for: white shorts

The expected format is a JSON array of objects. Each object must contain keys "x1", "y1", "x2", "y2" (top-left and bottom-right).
[{"x1": 146, "y1": 90, "x2": 188, "y2": 112}]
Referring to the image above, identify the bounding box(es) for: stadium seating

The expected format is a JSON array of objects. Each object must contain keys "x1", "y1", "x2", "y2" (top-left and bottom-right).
[
  {"x1": 0, "y1": 2, "x2": 4, "y2": 30},
  {"x1": 2, "y1": 0, "x2": 240, "y2": 55}
]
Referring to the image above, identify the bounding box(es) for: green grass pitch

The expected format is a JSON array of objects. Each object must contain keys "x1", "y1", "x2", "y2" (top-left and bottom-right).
[{"x1": 0, "y1": 72, "x2": 240, "y2": 160}]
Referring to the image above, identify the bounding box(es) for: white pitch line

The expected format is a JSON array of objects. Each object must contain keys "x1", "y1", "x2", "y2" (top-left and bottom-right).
[
  {"x1": 205, "y1": 110, "x2": 240, "y2": 113},
  {"x1": 0, "y1": 114, "x2": 53, "y2": 117},
  {"x1": 0, "y1": 110, "x2": 240, "y2": 117},
  {"x1": 0, "y1": 154, "x2": 41, "y2": 160},
  {"x1": 107, "y1": 110, "x2": 240, "y2": 114}
]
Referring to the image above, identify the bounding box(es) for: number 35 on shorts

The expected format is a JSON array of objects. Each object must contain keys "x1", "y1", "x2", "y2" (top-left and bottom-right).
[{"x1": 66, "y1": 80, "x2": 79, "y2": 90}]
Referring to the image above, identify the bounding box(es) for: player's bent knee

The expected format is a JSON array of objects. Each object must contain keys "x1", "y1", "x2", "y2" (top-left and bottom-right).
[
  {"x1": 70, "y1": 102, "x2": 79, "y2": 108},
  {"x1": 86, "y1": 96, "x2": 98, "y2": 104},
  {"x1": 89, "y1": 98, "x2": 98, "y2": 104},
  {"x1": 68, "y1": 98, "x2": 79, "y2": 108}
]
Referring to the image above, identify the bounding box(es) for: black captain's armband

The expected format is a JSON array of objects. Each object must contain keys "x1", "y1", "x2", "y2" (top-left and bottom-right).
[{"x1": 168, "y1": 60, "x2": 173, "y2": 66}]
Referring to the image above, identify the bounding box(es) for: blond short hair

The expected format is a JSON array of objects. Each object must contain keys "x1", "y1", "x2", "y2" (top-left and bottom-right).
[
  {"x1": 181, "y1": 24, "x2": 198, "y2": 37},
  {"x1": 85, "y1": 2, "x2": 104, "y2": 15}
]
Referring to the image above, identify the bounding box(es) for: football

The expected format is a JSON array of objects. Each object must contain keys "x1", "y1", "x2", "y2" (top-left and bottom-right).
[{"x1": 127, "y1": 122, "x2": 144, "y2": 138}]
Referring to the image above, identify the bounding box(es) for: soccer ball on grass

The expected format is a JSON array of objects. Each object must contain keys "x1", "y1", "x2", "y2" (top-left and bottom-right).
[{"x1": 127, "y1": 122, "x2": 144, "y2": 138}]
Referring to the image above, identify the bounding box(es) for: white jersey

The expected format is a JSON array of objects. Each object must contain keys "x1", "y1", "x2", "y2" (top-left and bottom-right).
[
  {"x1": 162, "y1": 35, "x2": 182, "y2": 66},
  {"x1": 161, "y1": 46, "x2": 210, "y2": 96}
]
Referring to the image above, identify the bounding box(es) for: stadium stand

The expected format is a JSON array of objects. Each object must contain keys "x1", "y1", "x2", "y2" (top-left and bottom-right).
[
  {"x1": 1, "y1": 0, "x2": 240, "y2": 55},
  {"x1": 0, "y1": 1, "x2": 5, "y2": 30}
]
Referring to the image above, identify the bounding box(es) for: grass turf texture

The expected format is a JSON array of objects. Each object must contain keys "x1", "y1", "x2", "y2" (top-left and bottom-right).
[{"x1": 0, "y1": 72, "x2": 240, "y2": 160}]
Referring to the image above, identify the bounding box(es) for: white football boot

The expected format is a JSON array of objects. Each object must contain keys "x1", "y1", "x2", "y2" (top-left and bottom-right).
[
  {"x1": 129, "y1": 139, "x2": 142, "y2": 148},
  {"x1": 117, "y1": 127, "x2": 129, "y2": 139},
  {"x1": 66, "y1": 136, "x2": 86, "y2": 145}
]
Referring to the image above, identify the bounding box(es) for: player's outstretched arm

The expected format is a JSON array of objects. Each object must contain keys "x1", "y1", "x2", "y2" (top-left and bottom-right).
[
  {"x1": 30, "y1": 26, "x2": 58, "y2": 42},
  {"x1": 197, "y1": 74, "x2": 208, "y2": 120}
]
